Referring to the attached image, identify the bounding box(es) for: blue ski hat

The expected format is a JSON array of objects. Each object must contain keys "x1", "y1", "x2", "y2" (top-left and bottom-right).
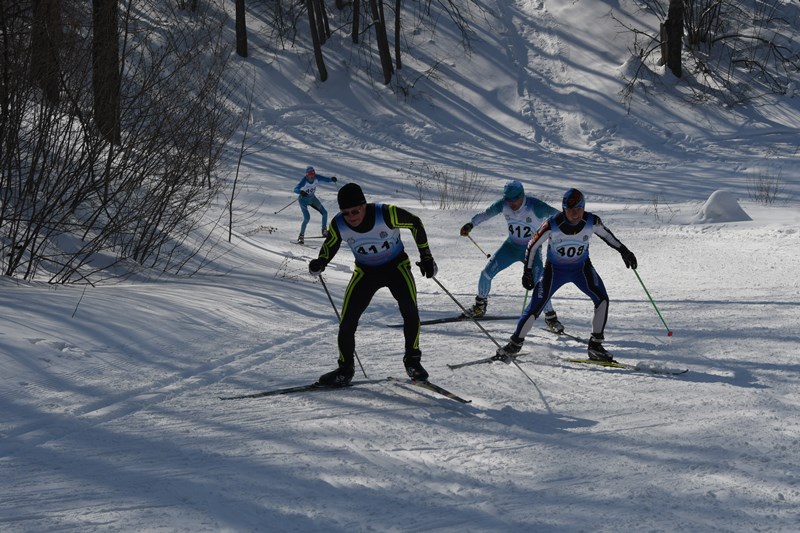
[
  {"x1": 503, "y1": 180, "x2": 525, "y2": 201},
  {"x1": 562, "y1": 188, "x2": 585, "y2": 210},
  {"x1": 305, "y1": 166, "x2": 316, "y2": 175}
]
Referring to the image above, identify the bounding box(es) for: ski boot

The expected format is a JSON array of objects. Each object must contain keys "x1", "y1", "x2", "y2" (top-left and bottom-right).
[
  {"x1": 296, "y1": 233, "x2": 305, "y2": 245},
  {"x1": 544, "y1": 311, "x2": 565, "y2": 334},
  {"x1": 464, "y1": 296, "x2": 487, "y2": 318},
  {"x1": 403, "y1": 353, "x2": 429, "y2": 381},
  {"x1": 587, "y1": 335, "x2": 613, "y2": 362},
  {"x1": 495, "y1": 335, "x2": 524, "y2": 363},
  {"x1": 318, "y1": 363, "x2": 354, "y2": 387}
]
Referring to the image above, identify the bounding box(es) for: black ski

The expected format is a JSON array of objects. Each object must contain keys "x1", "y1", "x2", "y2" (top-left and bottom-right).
[
  {"x1": 539, "y1": 328, "x2": 688, "y2": 374},
  {"x1": 219, "y1": 377, "x2": 473, "y2": 401},
  {"x1": 447, "y1": 349, "x2": 686, "y2": 375},
  {"x1": 447, "y1": 351, "x2": 529, "y2": 370},
  {"x1": 387, "y1": 377, "x2": 471, "y2": 403},
  {"x1": 290, "y1": 240, "x2": 318, "y2": 248},
  {"x1": 540, "y1": 327, "x2": 588, "y2": 344},
  {"x1": 387, "y1": 314, "x2": 519, "y2": 328},
  {"x1": 219, "y1": 379, "x2": 381, "y2": 400},
  {"x1": 565, "y1": 358, "x2": 688, "y2": 375}
]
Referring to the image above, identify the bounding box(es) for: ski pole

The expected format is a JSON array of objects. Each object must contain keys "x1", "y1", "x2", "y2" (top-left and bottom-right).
[
  {"x1": 521, "y1": 289, "x2": 529, "y2": 315},
  {"x1": 428, "y1": 274, "x2": 540, "y2": 388},
  {"x1": 466, "y1": 235, "x2": 491, "y2": 258},
  {"x1": 274, "y1": 198, "x2": 297, "y2": 214},
  {"x1": 632, "y1": 269, "x2": 673, "y2": 337},
  {"x1": 319, "y1": 274, "x2": 368, "y2": 377}
]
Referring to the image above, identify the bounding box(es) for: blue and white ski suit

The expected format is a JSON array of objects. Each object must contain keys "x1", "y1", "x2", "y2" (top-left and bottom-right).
[
  {"x1": 468, "y1": 196, "x2": 558, "y2": 312},
  {"x1": 293, "y1": 173, "x2": 336, "y2": 236},
  {"x1": 513, "y1": 211, "x2": 628, "y2": 341}
]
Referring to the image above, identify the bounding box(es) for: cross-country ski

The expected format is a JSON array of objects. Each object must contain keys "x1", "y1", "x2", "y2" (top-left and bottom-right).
[
  {"x1": 386, "y1": 314, "x2": 519, "y2": 328},
  {"x1": 387, "y1": 377, "x2": 471, "y2": 403},
  {"x1": 219, "y1": 379, "x2": 385, "y2": 399},
  {"x1": 220, "y1": 377, "x2": 470, "y2": 403},
  {"x1": 564, "y1": 358, "x2": 689, "y2": 375}
]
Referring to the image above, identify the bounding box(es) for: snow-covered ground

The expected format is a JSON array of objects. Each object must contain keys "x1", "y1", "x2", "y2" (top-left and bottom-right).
[{"x1": 2, "y1": 0, "x2": 799, "y2": 531}]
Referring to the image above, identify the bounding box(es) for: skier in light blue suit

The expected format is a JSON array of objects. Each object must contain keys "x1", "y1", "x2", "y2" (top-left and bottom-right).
[
  {"x1": 460, "y1": 180, "x2": 564, "y2": 332},
  {"x1": 293, "y1": 166, "x2": 337, "y2": 244}
]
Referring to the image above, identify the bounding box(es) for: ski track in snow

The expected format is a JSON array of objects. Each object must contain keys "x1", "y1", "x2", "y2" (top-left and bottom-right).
[
  {"x1": 3, "y1": 0, "x2": 800, "y2": 530},
  {"x1": 3, "y1": 204, "x2": 799, "y2": 531}
]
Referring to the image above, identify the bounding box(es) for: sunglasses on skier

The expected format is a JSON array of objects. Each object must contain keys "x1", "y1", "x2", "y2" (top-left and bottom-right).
[{"x1": 340, "y1": 206, "x2": 363, "y2": 217}]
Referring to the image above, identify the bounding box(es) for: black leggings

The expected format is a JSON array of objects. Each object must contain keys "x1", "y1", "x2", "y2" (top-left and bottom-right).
[{"x1": 337, "y1": 257, "x2": 420, "y2": 366}]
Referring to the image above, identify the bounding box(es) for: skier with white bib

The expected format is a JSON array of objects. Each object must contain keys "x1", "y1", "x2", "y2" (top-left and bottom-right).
[
  {"x1": 496, "y1": 188, "x2": 638, "y2": 362},
  {"x1": 460, "y1": 180, "x2": 564, "y2": 332},
  {"x1": 309, "y1": 183, "x2": 438, "y2": 387},
  {"x1": 293, "y1": 166, "x2": 337, "y2": 244}
]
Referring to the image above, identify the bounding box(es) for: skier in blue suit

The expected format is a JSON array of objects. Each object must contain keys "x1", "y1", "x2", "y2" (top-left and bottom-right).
[
  {"x1": 293, "y1": 166, "x2": 337, "y2": 244},
  {"x1": 495, "y1": 188, "x2": 638, "y2": 362},
  {"x1": 460, "y1": 180, "x2": 564, "y2": 332}
]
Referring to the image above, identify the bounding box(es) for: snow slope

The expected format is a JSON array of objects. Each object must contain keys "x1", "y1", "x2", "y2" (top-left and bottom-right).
[{"x1": 1, "y1": 0, "x2": 799, "y2": 531}]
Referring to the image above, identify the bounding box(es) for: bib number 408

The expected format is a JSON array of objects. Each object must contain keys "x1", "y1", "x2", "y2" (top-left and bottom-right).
[{"x1": 556, "y1": 245, "x2": 585, "y2": 258}]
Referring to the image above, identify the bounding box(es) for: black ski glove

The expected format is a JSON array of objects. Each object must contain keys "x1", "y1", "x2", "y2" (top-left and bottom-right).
[
  {"x1": 300, "y1": 191, "x2": 308, "y2": 197},
  {"x1": 522, "y1": 268, "x2": 534, "y2": 290},
  {"x1": 460, "y1": 222, "x2": 473, "y2": 236},
  {"x1": 619, "y1": 246, "x2": 637, "y2": 269},
  {"x1": 417, "y1": 249, "x2": 438, "y2": 278},
  {"x1": 309, "y1": 258, "x2": 327, "y2": 276},
  {"x1": 331, "y1": 176, "x2": 337, "y2": 182}
]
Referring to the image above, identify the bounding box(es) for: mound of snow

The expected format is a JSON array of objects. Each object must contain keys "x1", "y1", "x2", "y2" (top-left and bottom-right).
[{"x1": 693, "y1": 190, "x2": 752, "y2": 223}]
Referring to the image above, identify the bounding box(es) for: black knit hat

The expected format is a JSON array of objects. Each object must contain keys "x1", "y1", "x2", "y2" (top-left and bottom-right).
[{"x1": 338, "y1": 183, "x2": 366, "y2": 209}]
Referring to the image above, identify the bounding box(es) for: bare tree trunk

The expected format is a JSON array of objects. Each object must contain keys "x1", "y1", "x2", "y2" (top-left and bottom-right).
[
  {"x1": 235, "y1": 0, "x2": 248, "y2": 57},
  {"x1": 394, "y1": 0, "x2": 401, "y2": 70},
  {"x1": 306, "y1": 0, "x2": 328, "y2": 81},
  {"x1": 369, "y1": 0, "x2": 393, "y2": 84},
  {"x1": 660, "y1": 0, "x2": 683, "y2": 77},
  {"x1": 31, "y1": 0, "x2": 62, "y2": 103},
  {"x1": 2, "y1": 2, "x2": 238, "y2": 283},
  {"x1": 92, "y1": 0, "x2": 121, "y2": 144},
  {"x1": 313, "y1": 0, "x2": 328, "y2": 45},
  {"x1": 352, "y1": 0, "x2": 360, "y2": 44}
]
